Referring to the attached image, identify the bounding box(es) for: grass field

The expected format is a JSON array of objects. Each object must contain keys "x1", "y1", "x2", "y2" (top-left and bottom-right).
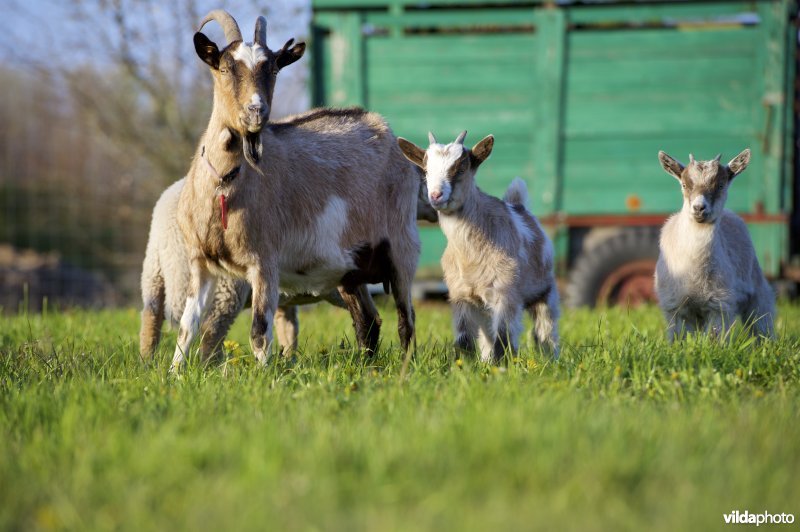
[{"x1": 1, "y1": 301, "x2": 799, "y2": 531}]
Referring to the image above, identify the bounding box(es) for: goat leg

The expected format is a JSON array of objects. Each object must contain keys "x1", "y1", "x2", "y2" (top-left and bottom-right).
[
  {"x1": 248, "y1": 266, "x2": 279, "y2": 366},
  {"x1": 337, "y1": 284, "x2": 381, "y2": 354},
  {"x1": 274, "y1": 306, "x2": 299, "y2": 356},
  {"x1": 171, "y1": 260, "x2": 217, "y2": 372}
]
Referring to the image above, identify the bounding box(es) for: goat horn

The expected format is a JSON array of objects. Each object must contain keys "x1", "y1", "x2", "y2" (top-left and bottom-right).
[
  {"x1": 689, "y1": 153, "x2": 696, "y2": 164},
  {"x1": 280, "y1": 38, "x2": 295, "y2": 53},
  {"x1": 198, "y1": 10, "x2": 243, "y2": 45},
  {"x1": 455, "y1": 130, "x2": 467, "y2": 145},
  {"x1": 713, "y1": 153, "x2": 722, "y2": 163},
  {"x1": 254, "y1": 16, "x2": 267, "y2": 47},
  {"x1": 428, "y1": 132, "x2": 437, "y2": 145}
]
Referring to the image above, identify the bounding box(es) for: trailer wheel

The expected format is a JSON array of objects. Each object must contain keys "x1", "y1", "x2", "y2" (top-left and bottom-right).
[{"x1": 566, "y1": 227, "x2": 660, "y2": 308}]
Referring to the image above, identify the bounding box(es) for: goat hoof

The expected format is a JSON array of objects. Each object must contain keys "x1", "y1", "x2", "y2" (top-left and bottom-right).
[{"x1": 254, "y1": 351, "x2": 271, "y2": 367}]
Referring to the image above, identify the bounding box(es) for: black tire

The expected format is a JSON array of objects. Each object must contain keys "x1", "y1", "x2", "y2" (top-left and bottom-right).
[{"x1": 566, "y1": 227, "x2": 660, "y2": 308}]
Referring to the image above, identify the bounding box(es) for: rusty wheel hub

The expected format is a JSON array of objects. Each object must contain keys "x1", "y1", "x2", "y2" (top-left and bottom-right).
[{"x1": 597, "y1": 259, "x2": 657, "y2": 307}]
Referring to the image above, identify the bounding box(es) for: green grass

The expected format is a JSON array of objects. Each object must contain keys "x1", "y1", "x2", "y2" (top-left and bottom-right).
[{"x1": 1, "y1": 302, "x2": 799, "y2": 531}]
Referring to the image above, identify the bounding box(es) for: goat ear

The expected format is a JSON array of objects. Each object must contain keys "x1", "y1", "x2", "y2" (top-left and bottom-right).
[
  {"x1": 470, "y1": 135, "x2": 494, "y2": 167},
  {"x1": 397, "y1": 138, "x2": 426, "y2": 169},
  {"x1": 658, "y1": 151, "x2": 684, "y2": 180},
  {"x1": 194, "y1": 32, "x2": 221, "y2": 69},
  {"x1": 276, "y1": 40, "x2": 306, "y2": 70},
  {"x1": 727, "y1": 148, "x2": 751, "y2": 179}
]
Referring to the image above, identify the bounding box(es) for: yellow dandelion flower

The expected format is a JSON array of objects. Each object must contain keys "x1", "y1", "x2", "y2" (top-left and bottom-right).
[{"x1": 223, "y1": 340, "x2": 244, "y2": 356}]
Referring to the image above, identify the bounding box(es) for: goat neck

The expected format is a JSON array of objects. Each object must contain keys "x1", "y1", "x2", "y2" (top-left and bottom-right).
[
  {"x1": 438, "y1": 183, "x2": 481, "y2": 222},
  {"x1": 666, "y1": 208, "x2": 717, "y2": 274},
  {"x1": 196, "y1": 115, "x2": 243, "y2": 185},
  {"x1": 435, "y1": 185, "x2": 489, "y2": 248}
]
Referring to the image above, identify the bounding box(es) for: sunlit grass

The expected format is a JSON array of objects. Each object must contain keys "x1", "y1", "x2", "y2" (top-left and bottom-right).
[{"x1": 1, "y1": 301, "x2": 799, "y2": 531}]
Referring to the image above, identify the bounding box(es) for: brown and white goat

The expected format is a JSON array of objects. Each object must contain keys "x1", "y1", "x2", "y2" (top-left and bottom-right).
[
  {"x1": 171, "y1": 11, "x2": 420, "y2": 370},
  {"x1": 398, "y1": 131, "x2": 559, "y2": 361},
  {"x1": 656, "y1": 149, "x2": 775, "y2": 341},
  {"x1": 140, "y1": 174, "x2": 436, "y2": 362}
]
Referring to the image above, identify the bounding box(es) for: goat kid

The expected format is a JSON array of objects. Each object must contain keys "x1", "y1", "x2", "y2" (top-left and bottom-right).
[
  {"x1": 656, "y1": 149, "x2": 775, "y2": 341},
  {"x1": 398, "y1": 131, "x2": 559, "y2": 362}
]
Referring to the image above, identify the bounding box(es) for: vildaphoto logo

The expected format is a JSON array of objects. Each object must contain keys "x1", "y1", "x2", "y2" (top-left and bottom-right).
[{"x1": 723, "y1": 510, "x2": 795, "y2": 526}]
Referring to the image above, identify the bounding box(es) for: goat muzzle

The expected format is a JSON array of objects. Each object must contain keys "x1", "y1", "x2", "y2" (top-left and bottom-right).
[
  {"x1": 691, "y1": 202, "x2": 711, "y2": 223},
  {"x1": 242, "y1": 104, "x2": 268, "y2": 133}
]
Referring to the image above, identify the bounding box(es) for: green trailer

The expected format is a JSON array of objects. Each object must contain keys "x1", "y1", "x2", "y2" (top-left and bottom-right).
[{"x1": 310, "y1": 0, "x2": 799, "y2": 305}]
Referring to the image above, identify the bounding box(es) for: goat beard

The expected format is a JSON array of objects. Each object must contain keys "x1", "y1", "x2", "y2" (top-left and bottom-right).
[{"x1": 243, "y1": 132, "x2": 263, "y2": 171}]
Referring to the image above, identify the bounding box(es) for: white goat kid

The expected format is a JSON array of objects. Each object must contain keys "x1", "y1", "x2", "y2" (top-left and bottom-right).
[
  {"x1": 655, "y1": 149, "x2": 775, "y2": 341},
  {"x1": 398, "y1": 131, "x2": 560, "y2": 362}
]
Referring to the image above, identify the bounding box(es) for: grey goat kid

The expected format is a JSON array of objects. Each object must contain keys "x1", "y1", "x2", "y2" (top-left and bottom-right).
[
  {"x1": 171, "y1": 11, "x2": 420, "y2": 371},
  {"x1": 398, "y1": 131, "x2": 560, "y2": 362},
  {"x1": 655, "y1": 149, "x2": 775, "y2": 341}
]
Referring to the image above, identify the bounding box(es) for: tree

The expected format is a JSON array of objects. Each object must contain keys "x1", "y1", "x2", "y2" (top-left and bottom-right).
[
  {"x1": 2, "y1": 0, "x2": 310, "y2": 190},
  {"x1": 0, "y1": 0, "x2": 311, "y2": 304}
]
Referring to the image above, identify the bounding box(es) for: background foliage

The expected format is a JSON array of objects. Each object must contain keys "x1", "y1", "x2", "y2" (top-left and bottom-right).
[{"x1": 0, "y1": 0, "x2": 310, "y2": 305}]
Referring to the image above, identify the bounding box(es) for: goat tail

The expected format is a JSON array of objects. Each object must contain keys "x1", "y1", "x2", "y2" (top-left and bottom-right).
[{"x1": 503, "y1": 177, "x2": 528, "y2": 207}]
